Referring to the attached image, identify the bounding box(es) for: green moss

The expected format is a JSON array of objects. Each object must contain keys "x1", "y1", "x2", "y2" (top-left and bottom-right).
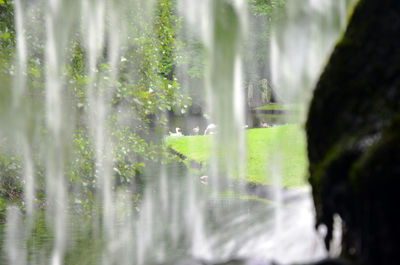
[{"x1": 306, "y1": 0, "x2": 400, "y2": 263}]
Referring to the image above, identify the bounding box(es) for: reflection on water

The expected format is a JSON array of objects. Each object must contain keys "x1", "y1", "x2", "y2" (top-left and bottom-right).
[{"x1": 1, "y1": 182, "x2": 323, "y2": 265}]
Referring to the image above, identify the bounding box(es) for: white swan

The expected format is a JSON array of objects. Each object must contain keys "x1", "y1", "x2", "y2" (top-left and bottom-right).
[
  {"x1": 192, "y1": 126, "x2": 200, "y2": 135},
  {"x1": 204, "y1": 123, "x2": 217, "y2": 135},
  {"x1": 169, "y1": 128, "x2": 183, "y2": 136}
]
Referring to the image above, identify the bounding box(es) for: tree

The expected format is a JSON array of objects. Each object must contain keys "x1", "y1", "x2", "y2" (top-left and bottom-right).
[
  {"x1": 244, "y1": 0, "x2": 286, "y2": 103},
  {"x1": 0, "y1": 0, "x2": 191, "y2": 217}
]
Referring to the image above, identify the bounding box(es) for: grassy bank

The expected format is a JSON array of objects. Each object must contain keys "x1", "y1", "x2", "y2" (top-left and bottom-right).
[
  {"x1": 253, "y1": 103, "x2": 300, "y2": 111},
  {"x1": 166, "y1": 124, "x2": 308, "y2": 187}
]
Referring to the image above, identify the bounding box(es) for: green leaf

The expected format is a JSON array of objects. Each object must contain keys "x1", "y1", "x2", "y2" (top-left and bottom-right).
[{"x1": 0, "y1": 32, "x2": 10, "y2": 39}]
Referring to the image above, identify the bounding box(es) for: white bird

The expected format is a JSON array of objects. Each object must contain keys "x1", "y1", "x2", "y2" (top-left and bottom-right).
[
  {"x1": 169, "y1": 128, "x2": 183, "y2": 136},
  {"x1": 192, "y1": 126, "x2": 200, "y2": 135},
  {"x1": 200, "y1": 175, "x2": 208, "y2": 185},
  {"x1": 204, "y1": 123, "x2": 217, "y2": 135}
]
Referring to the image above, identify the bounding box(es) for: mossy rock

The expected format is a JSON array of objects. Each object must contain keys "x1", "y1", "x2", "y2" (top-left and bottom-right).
[{"x1": 306, "y1": 1, "x2": 400, "y2": 264}]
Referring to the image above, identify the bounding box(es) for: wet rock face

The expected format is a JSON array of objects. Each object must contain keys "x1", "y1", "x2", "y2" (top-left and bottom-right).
[{"x1": 306, "y1": 1, "x2": 400, "y2": 265}]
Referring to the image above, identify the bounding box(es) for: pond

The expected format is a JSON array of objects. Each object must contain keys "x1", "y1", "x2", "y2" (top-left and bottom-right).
[{"x1": 0, "y1": 180, "x2": 324, "y2": 265}]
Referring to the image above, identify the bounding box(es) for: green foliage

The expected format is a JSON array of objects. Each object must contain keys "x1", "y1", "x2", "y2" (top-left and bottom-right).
[
  {"x1": 0, "y1": 152, "x2": 23, "y2": 202},
  {"x1": 0, "y1": 0, "x2": 14, "y2": 45},
  {"x1": 249, "y1": 0, "x2": 286, "y2": 17},
  {"x1": 111, "y1": 125, "x2": 149, "y2": 184},
  {"x1": 114, "y1": 0, "x2": 190, "y2": 120},
  {"x1": 70, "y1": 129, "x2": 95, "y2": 187},
  {"x1": 0, "y1": 196, "x2": 7, "y2": 222},
  {"x1": 61, "y1": 0, "x2": 192, "y2": 209},
  {"x1": 155, "y1": 0, "x2": 179, "y2": 80},
  {"x1": 0, "y1": 0, "x2": 14, "y2": 75},
  {"x1": 0, "y1": 150, "x2": 23, "y2": 221},
  {"x1": 0, "y1": 0, "x2": 195, "y2": 214},
  {"x1": 0, "y1": 0, "x2": 290, "y2": 217}
]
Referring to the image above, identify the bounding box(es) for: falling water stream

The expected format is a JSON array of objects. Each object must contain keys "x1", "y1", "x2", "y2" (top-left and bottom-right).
[{"x1": 0, "y1": 0, "x2": 354, "y2": 264}]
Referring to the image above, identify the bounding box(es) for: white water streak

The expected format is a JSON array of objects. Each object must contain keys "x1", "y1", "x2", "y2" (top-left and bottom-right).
[
  {"x1": 45, "y1": 1, "x2": 67, "y2": 264},
  {"x1": 82, "y1": 0, "x2": 116, "y2": 246},
  {"x1": 13, "y1": 0, "x2": 27, "y2": 106},
  {"x1": 270, "y1": 0, "x2": 353, "y2": 262},
  {"x1": 22, "y1": 137, "x2": 35, "y2": 217},
  {"x1": 271, "y1": 0, "x2": 350, "y2": 110},
  {"x1": 5, "y1": 207, "x2": 27, "y2": 265},
  {"x1": 233, "y1": 56, "x2": 246, "y2": 182},
  {"x1": 14, "y1": 0, "x2": 35, "y2": 219}
]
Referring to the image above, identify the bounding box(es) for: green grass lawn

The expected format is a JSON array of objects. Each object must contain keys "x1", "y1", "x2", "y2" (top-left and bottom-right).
[
  {"x1": 166, "y1": 134, "x2": 214, "y2": 163},
  {"x1": 253, "y1": 113, "x2": 298, "y2": 125},
  {"x1": 165, "y1": 124, "x2": 308, "y2": 187},
  {"x1": 253, "y1": 103, "x2": 300, "y2": 112}
]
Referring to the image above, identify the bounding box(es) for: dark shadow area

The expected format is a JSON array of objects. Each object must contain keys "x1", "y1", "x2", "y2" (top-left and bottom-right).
[{"x1": 306, "y1": 1, "x2": 400, "y2": 264}]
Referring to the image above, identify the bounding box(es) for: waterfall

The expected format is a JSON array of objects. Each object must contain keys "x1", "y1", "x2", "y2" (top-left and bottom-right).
[{"x1": 0, "y1": 0, "x2": 355, "y2": 264}]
